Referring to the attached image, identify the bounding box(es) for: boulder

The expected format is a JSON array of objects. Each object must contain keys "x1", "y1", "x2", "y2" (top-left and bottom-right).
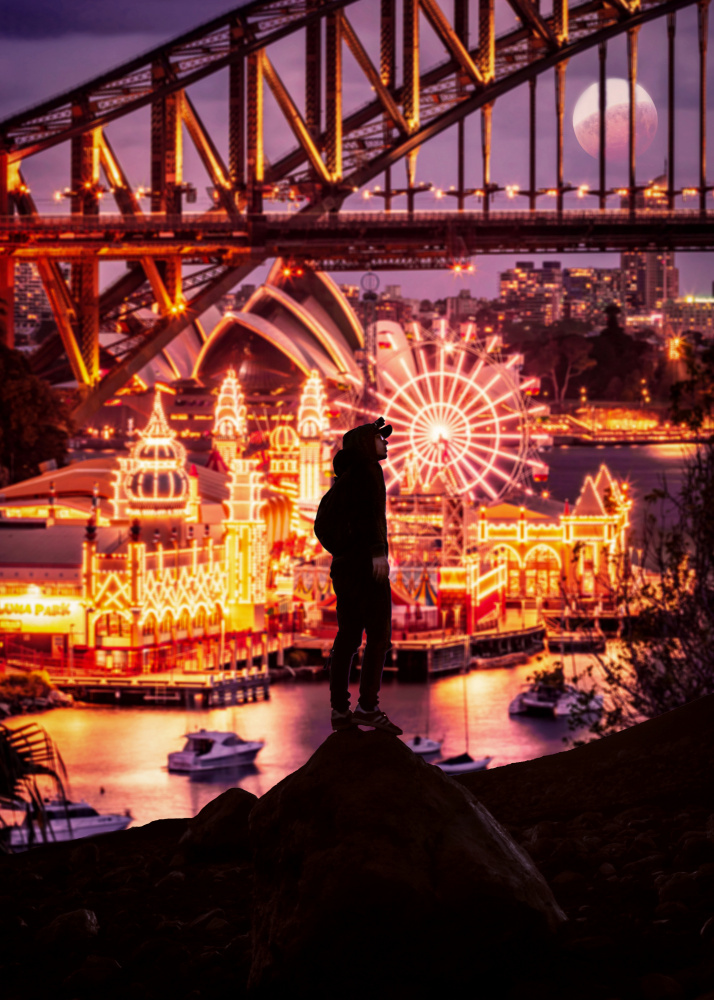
[
  {"x1": 248, "y1": 728, "x2": 565, "y2": 998},
  {"x1": 177, "y1": 787, "x2": 257, "y2": 862},
  {"x1": 36, "y1": 908, "x2": 99, "y2": 951}
]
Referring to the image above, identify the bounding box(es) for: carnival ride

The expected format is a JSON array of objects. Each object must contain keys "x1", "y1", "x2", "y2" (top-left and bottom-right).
[{"x1": 372, "y1": 331, "x2": 548, "y2": 501}]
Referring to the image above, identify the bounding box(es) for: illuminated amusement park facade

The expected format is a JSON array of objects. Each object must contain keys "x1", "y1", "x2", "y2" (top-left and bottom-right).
[
  {"x1": 0, "y1": 370, "x2": 324, "y2": 670},
  {"x1": 0, "y1": 267, "x2": 632, "y2": 669}
]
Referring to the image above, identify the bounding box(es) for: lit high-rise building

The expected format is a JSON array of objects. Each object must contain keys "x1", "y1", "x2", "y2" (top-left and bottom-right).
[
  {"x1": 13, "y1": 261, "x2": 70, "y2": 341},
  {"x1": 621, "y1": 251, "x2": 679, "y2": 312},
  {"x1": 620, "y1": 176, "x2": 679, "y2": 312},
  {"x1": 563, "y1": 267, "x2": 622, "y2": 323},
  {"x1": 499, "y1": 260, "x2": 562, "y2": 326},
  {"x1": 665, "y1": 296, "x2": 714, "y2": 339}
]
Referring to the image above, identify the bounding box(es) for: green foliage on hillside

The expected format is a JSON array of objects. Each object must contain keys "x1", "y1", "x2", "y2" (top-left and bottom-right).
[
  {"x1": 570, "y1": 349, "x2": 714, "y2": 739},
  {"x1": 0, "y1": 343, "x2": 72, "y2": 485}
]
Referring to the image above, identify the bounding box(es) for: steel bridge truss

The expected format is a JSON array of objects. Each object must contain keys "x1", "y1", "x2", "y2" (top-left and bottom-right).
[{"x1": 0, "y1": 0, "x2": 709, "y2": 422}]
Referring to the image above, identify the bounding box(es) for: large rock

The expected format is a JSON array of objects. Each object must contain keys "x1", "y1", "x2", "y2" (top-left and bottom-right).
[
  {"x1": 176, "y1": 787, "x2": 257, "y2": 862},
  {"x1": 248, "y1": 728, "x2": 565, "y2": 998},
  {"x1": 461, "y1": 693, "x2": 714, "y2": 826}
]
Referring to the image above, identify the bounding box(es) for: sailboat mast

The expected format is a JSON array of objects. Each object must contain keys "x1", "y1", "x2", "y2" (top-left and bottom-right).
[{"x1": 462, "y1": 667, "x2": 469, "y2": 755}]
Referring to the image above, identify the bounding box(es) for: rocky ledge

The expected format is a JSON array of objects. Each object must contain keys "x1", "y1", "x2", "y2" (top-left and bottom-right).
[{"x1": 1, "y1": 695, "x2": 714, "y2": 1000}]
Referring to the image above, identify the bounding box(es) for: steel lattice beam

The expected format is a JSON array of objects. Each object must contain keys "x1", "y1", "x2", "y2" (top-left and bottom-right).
[
  {"x1": 0, "y1": 0, "x2": 705, "y2": 416},
  {"x1": 72, "y1": 258, "x2": 264, "y2": 424}
]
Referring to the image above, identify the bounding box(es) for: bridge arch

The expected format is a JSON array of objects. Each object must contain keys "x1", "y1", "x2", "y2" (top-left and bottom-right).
[{"x1": 0, "y1": 0, "x2": 707, "y2": 419}]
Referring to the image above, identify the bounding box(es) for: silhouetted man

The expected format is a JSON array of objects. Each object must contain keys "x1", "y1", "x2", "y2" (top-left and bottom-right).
[{"x1": 325, "y1": 418, "x2": 402, "y2": 735}]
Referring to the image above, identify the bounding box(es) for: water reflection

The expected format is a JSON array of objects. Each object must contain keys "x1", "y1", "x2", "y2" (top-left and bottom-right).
[
  {"x1": 18, "y1": 656, "x2": 590, "y2": 827},
  {"x1": 188, "y1": 763, "x2": 259, "y2": 784}
]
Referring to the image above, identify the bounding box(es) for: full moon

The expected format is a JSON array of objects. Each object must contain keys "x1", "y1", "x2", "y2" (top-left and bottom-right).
[{"x1": 573, "y1": 78, "x2": 658, "y2": 160}]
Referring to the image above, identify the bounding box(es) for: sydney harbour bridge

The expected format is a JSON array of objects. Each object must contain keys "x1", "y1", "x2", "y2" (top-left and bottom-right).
[{"x1": 0, "y1": 0, "x2": 711, "y2": 423}]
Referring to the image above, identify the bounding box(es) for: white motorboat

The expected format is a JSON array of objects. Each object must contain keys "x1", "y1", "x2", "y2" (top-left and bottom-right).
[
  {"x1": 403, "y1": 734, "x2": 443, "y2": 756},
  {"x1": 5, "y1": 797, "x2": 132, "y2": 849},
  {"x1": 434, "y1": 752, "x2": 493, "y2": 775},
  {"x1": 509, "y1": 682, "x2": 604, "y2": 718},
  {"x1": 167, "y1": 729, "x2": 264, "y2": 772}
]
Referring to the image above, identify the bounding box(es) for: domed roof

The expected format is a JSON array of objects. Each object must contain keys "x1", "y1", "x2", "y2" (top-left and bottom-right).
[
  {"x1": 128, "y1": 468, "x2": 189, "y2": 509},
  {"x1": 124, "y1": 393, "x2": 189, "y2": 511},
  {"x1": 270, "y1": 424, "x2": 299, "y2": 452}
]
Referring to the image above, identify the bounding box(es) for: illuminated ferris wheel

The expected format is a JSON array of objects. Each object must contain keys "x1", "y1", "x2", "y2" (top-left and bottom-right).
[{"x1": 374, "y1": 334, "x2": 548, "y2": 501}]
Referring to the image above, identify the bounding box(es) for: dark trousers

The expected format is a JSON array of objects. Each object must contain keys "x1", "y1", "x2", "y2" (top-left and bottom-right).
[{"x1": 329, "y1": 557, "x2": 392, "y2": 713}]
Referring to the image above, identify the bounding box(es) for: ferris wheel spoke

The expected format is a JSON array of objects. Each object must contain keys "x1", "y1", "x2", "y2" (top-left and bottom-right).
[
  {"x1": 464, "y1": 390, "x2": 522, "y2": 416},
  {"x1": 469, "y1": 441, "x2": 519, "y2": 464},
  {"x1": 437, "y1": 355, "x2": 446, "y2": 411},
  {"x1": 475, "y1": 457, "x2": 519, "y2": 486},
  {"x1": 376, "y1": 388, "x2": 422, "y2": 425},
  {"x1": 445, "y1": 350, "x2": 467, "y2": 407},
  {"x1": 386, "y1": 438, "x2": 418, "y2": 459},
  {"x1": 470, "y1": 410, "x2": 521, "y2": 430},
  {"x1": 454, "y1": 375, "x2": 491, "y2": 414},
  {"x1": 461, "y1": 458, "x2": 498, "y2": 499},
  {"x1": 448, "y1": 457, "x2": 474, "y2": 492},
  {"x1": 401, "y1": 370, "x2": 433, "y2": 412},
  {"x1": 460, "y1": 398, "x2": 496, "y2": 425},
  {"x1": 471, "y1": 432, "x2": 522, "y2": 441},
  {"x1": 382, "y1": 411, "x2": 422, "y2": 433},
  {"x1": 477, "y1": 384, "x2": 526, "y2": 414}
]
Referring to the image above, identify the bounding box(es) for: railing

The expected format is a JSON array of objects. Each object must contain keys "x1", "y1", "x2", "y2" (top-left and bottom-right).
[
  {"x1": 0, "y1": 207, "x2": 712, "y2": 234},
  {"x1": 2, "y1": 627, "x2": 287, "y2": 678}
]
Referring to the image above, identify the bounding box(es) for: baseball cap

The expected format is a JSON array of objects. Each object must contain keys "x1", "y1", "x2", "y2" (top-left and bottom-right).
[{"x1": 373, "y1": 416, "x2": 393, "y2": 439}]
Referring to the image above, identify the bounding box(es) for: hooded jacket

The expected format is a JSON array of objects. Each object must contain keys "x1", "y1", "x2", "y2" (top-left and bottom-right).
[{"x1": 331, "y1": 423, "x2": 388, "y2": 560}]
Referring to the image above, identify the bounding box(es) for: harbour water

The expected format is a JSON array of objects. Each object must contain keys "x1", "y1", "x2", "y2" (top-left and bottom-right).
[
  {"x1": 8, "y1": 444, "x2": 692, "y2": 826},
  {"x1": 18, "y1": 657, "x2": 579, "y2": 827}
]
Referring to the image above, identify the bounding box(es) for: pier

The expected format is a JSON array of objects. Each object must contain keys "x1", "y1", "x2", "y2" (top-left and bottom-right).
[
  {"x1": 289, "y1": 608, "x2": 547, "y2": 682},
  {"x1": 44, "y1": 668, "x2": 271, "y2": 708}
]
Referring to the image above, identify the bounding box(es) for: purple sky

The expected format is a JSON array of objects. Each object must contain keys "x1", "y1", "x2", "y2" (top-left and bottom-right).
[{"x1": 1, "y1": 0, "x2": 712, "y2": 302}]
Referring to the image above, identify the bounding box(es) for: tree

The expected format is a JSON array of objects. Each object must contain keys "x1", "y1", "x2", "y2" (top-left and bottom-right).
[
  {"x1": 0, "y1": 720, "x2": 67, "y2": 850},
  {"x1": 524, "y1": 331, "x2": 595, "y2": 405},
  {"x1": 587, "y1": 305, "x2": 657, "y2": 401},
  {"x1": 0, "y1": 343, "x2": 72, "y2": 485},
  {"x1": 569, "y1": 348, "x2": 714, "y2": 740}
]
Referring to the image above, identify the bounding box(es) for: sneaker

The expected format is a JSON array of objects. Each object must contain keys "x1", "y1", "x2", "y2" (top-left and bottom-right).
[
  {"x1": 352, "y1": 706, "x2": 403, "y2": 736},
  {"x1": 331, "y1": 708, "x2": 353, "y2": 732}
]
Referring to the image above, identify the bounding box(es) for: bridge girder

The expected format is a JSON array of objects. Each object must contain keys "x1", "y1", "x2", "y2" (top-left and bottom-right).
[{"x1": 0, "y1": 0, "x2": 707, "y2": 423}]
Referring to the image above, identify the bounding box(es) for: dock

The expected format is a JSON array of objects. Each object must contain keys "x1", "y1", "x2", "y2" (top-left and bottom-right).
[
  {"x1": 38, "y1": 668, "x2": 270, "y2": 708},
  {"x1": 289, "y1": 608, "x2": 546, "y2": 681}
]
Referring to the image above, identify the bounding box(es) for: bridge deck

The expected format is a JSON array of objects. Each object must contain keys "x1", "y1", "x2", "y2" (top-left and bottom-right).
[{"x1": 2, "y1": 209, "x2": 714, "y2": 259}]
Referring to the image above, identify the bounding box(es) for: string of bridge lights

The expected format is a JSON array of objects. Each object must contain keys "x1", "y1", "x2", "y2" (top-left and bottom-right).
[
  {"x1": 360, "y1": 181, "x2": 713, "y2": 202},
  {"x1": 42, "y1": 179, "x2": 714, "y2": 206}
]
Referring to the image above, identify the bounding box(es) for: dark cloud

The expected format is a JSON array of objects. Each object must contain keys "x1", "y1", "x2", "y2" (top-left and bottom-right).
[{"x1": 0, "y1": 0, "x2": 234, "y2": 39}]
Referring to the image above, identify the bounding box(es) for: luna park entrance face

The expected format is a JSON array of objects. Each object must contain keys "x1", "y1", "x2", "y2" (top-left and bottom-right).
[{"x1": 491, "y1": 545, "x2": 561, "y2": 599}]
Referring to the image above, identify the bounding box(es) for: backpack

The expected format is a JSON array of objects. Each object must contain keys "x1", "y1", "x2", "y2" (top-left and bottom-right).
[{"x1": 314, "y1": 475, "x2": 354, "y2": 555}]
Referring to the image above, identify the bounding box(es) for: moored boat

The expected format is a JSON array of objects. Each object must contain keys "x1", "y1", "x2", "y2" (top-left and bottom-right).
[
  {"x1": 470, "y1": 651, "x2": 530, "y2": 670},
  {"x1": 546, "y1": 630, "x2": 607, "y2": 654},
  {"x1": 168, "y1": 729, "x2": 264, "y2": 772},
  {"x1": 403, "y1": 734, "x2": 443, "y2": 756},
  {"x1": 433, "y1": 752, "x2": 493, "y2": 775},
  {"x1": 4, "y1": 797, "x2": 132, "y2": 849},
  {"x1": 509, "y1": 681, "x2": 604, "y2": 718}
]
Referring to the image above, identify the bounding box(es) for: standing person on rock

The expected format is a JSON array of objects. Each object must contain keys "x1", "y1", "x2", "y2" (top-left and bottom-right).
[{"x1": 314, "y1": 417, "x2": 402, "y2": 736}]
